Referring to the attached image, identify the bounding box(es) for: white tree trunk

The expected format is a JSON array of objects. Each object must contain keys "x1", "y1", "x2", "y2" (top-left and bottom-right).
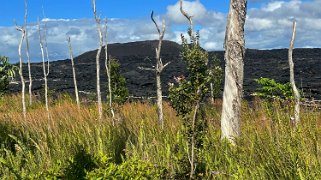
[
  {"x1": 38, "y1": 22, "x2": 50, "y2": 120},
  {"x1": 93, "y1": 0, "x2": 103, "y2": 120},
  {"x1": 16, "y1": 26, "x2": 26, "y2": 119},
  {"x1": 221, "y1": 0, "x2": 247, "y2": 144},
  {"x1": 67, "y1": 37, "x2": 80, "y2": 109},
  {"x1": 288, "y1": 21, "x2": 300, "y2": 126},
  {"x1": 210, "y1": 82, "x2": 214, "y2": 104},
  {"x1": 24, "y1": 0, "x2": 32, "y2": 105},
  {"x1": 151, "y1": 11, "x2": 168, "y2": 129},
  {"x1": 156, "y1": 73, "x2": 164, "y2": 127},
  {"x1": 103, "y1": 20, "x2": 115, "y2": 121}
]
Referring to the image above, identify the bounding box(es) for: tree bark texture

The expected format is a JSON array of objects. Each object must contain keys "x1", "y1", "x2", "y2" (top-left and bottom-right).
[{"x1": 221, "y1": 0, "x2": 247, "y2": 144}]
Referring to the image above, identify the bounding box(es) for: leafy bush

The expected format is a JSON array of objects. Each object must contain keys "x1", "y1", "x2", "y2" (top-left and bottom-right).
[
  {"x1": 63, "y1": 145, "x2": 98, "y2": 179},
  {"x1": 86, "y1": 157, "x2": 165, "y2": 179},
  {"x1": 168, "y1": 30, "x2": 212, "y2": 177},
  {"x1": 108, "y1": 58, "x2": 129, "y2": 104},
  {"x1": 254, "y1": 77, "x2": 293, "y2": 99}
]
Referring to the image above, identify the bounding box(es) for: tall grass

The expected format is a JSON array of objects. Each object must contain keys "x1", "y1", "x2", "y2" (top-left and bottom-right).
[{"x1": 0, "y1": 94, "x2": 321, "y2": 179}]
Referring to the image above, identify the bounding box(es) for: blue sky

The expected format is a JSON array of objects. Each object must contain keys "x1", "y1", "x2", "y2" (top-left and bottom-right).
[
  {"x1": 1, "y1": 0, "x2": 231, "y2": 26},
  {"x1": 1, "y1": 0, "x2": 320, "y2": 62}
]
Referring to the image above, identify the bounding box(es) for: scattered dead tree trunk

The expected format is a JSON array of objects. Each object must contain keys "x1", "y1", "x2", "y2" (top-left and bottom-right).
[
  {"x1": 67, "y1": 37, "x2": 80, "y2": 109},
  {"x1": 221, "y1": 0, "x2": 247, "y2": 144},
  {"x1": 103, "y1": 19, "x2": 115, "y2": 122},
  {"x1": 151, "y1": 11, "x2": 170, "y2": 129},
  {"x1": 209, "y1": 69, "x2": 215, "y2": 104},
  {"x1": 179, "y1": 0, "x2": 198, "y2": 178},
  {"x1": 15, "y1": 25, "x2": 26, "y2": 119},
  {"x1": 93, "y1": 0, "x2": 103, "y2": 120},
  {"x1": 24, "y1": 0, "x2": 33, "y2": 105},
  {"x1": 38, "y1": 21, "x2": 50, "y2": 119},
  {"x1": 288, "y1": 21, "x2": 300, "y2": 127}
]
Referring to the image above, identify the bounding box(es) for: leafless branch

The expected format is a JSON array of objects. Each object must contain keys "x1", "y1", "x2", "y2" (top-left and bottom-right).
[{"x1": 180, "y1": 0, "x2": 193, "y2": 30}]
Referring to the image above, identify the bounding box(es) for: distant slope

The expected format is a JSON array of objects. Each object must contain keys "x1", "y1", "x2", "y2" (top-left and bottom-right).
[{"x1": 9, "y1": 40, "x2": 321, "y2": 100}]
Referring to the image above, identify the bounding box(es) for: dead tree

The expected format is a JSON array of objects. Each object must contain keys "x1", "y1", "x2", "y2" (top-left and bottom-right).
[
  {"x1": 93, "y1": 0, "x2": 103, "y2": 120},
  {"x1": 15, "y1": 25, "x2": 26, "y2": 119},
  {"x1": 288, "y1": 21, "x2": 300, "y2": 126},
  {"x1": 151, "y1": 11, "x2": 170, "y2": 129},
  {"x1": 221, "y1": 0, "x2": 247, "y2": 144},
  {"x1": 103, "y1": 19, "x2": 115, "y2": 121},
  {"x1": 67, "y1": 37, "x2": 80, "y2": 109},
  {"x1": 209, "y1": 69, "x2": 215, "y2": 104},
  {"x1": 38, "y1": 21, "x2": 50, "y2": 118},
  {"x1": 24, "y1": 0, "x2": 33, "y2": 105}
]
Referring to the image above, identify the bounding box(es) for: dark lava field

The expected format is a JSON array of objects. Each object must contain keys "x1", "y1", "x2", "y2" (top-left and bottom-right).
[{"x1": 9, "y1": 40, "x2": 321, "y2": 100}]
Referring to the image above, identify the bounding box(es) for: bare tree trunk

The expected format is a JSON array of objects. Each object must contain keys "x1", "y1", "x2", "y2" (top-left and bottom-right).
[
  {"x1": 67, "y1": 37, "x2": 80, "y2": 109},
  {"x1": 221, "y1": 0, "x2": 247, "y2": 144},
  {"x1": 16, "y1": 26, "x2": 26, "y2": 119},
  {"x1": 210, "y1": 82, "x2": 214, "y2": 104},
  {"x1": 24, "y1": 0, "x2": 32, "y2": 105},
  {"x1": 288, "y1": 21, "x2": 300, "y2": 127},
  {"x1": 38, "y1": 22, "x2": 50, "y2": 120},
  {"x1": 103, "y1": 19, "x2": 115, "y2": 121},
  {"x1": 93, "y1": 0, "x2": 103, "y2": 120},
  {"x1": 151, "y1": 11, "x2": 169, "y2": 129}
]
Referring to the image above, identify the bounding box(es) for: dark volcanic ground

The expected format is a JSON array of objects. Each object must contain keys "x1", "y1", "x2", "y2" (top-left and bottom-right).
[{"x1": 9, "y1": 40, "x2": 321, "y2": 100}]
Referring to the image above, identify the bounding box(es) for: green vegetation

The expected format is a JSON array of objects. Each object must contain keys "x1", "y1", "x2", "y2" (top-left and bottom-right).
[
  {"x1": 254, "y1": 77, "x2": 293, "y2": 99},
  {"x1": 108, "y1": 58, "x2": 128, "y2": 104},
  {"x1": 0, "y1": 95, "x2": 321, "y2": 179},
  {"x1": 168, "y1": 31, "x2": 217, "y2": 177},
  {"x1": 0, "y1": 56, "x2": 17, "y2": 96}
]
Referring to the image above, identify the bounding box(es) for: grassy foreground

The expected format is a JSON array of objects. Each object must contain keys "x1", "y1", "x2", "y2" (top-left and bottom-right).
[{"x1": 0, "y1": 95, "x2": 321, "y2": 179}]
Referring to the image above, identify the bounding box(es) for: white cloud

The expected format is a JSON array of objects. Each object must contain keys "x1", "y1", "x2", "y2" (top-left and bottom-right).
[
  {"x1": 1, "y1": 0, "x2": 321, "y2": 63},
  {"x1": 263, "y1": 1, "x2": 284, "y2": 12},
  {"x1": 166, "y1": 0, "x2": 207, "y2": 24}
]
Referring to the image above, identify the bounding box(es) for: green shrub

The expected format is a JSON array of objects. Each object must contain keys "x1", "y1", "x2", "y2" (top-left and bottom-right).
[
  {"x1": 86, "y1": 157, "x2": 165, "y2": 179},
  {"x1": 254, "y1": 77, "x2": 293, "y2": 99},
  {"x1": 108, "y1": 58, "x2": 129, "y2": 104}
]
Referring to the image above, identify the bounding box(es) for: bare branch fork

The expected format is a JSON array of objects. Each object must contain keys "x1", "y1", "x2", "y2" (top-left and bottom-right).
[
  {"x1": 151, "y1": 11, "x2": 170, "y2": 129},
  {"x1": 15, "y1": 24, "x2": 26, "y2": 119},
  {"x1": 288, "y1": 21, "x2": 300, "y2": 127},
  {"x1": 151, "y1": 11, "x2": 170, "y2": 73},
  {"x1": 179, "y1": 0, "x2": 193, "y2": 30},
  {"x1": 179, "y1": 0, "x2": 196, "y2": 45}
]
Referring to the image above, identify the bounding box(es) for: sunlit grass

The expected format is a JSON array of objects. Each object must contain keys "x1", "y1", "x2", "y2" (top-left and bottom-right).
[{"x1": 0, "y1": 94, "x2": 321, "y2": 179}]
